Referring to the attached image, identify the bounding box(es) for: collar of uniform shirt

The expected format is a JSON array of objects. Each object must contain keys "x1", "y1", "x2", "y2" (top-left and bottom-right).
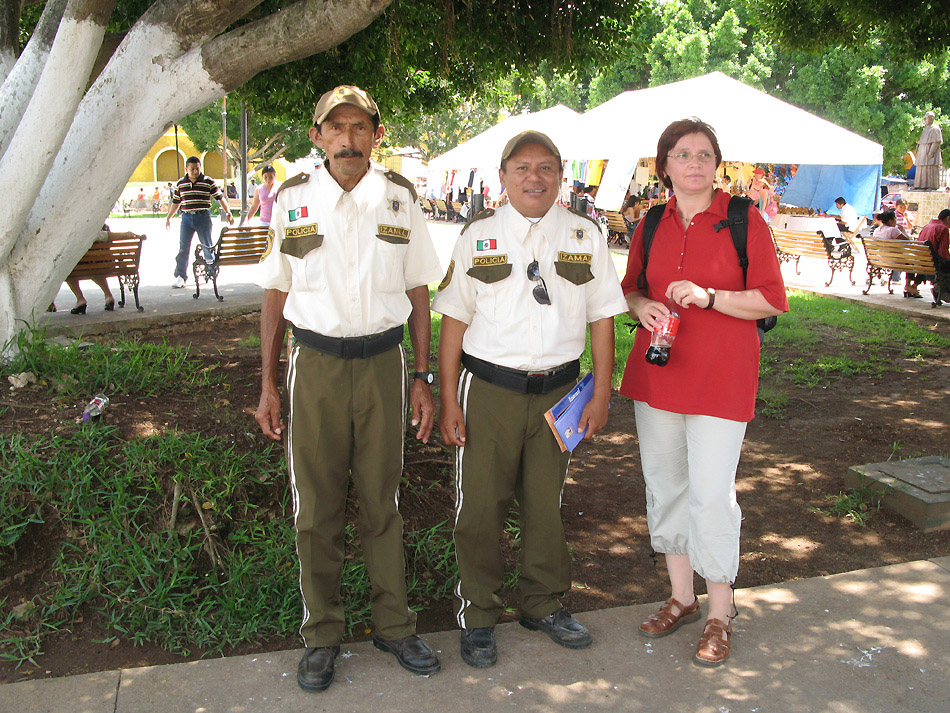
[{"x1": 505, "y1": 203, "x2": 559, "y2": 247}]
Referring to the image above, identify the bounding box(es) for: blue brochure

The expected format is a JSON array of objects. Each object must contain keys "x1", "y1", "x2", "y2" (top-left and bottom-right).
[{"x1": 544, "y1": 372, "x2": 595, "y2": 452}]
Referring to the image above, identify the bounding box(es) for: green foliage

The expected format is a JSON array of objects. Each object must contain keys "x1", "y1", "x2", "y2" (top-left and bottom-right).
[
  {"x1": 1, "y1": 326, "x2": 221, "y2": 397},
  {"x1": 820, "y1": 475, "x2": 887, "y2": 527},
  {"x1": 0, "y1": 424, "x2": 460, "y2": 665},
  {"x1": 750, "y1": 0, "x2": 950, "y2": 59},
  {"x1": 177, "y1": 102, "x2": 313, "y2": 174},
  {"x1": 385, "y1": 99, "x2": 503, "y2": 162}
]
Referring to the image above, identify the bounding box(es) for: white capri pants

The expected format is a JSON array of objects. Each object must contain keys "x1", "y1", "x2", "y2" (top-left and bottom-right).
[{"x1": 634, "y1": 401, "x2": 747, "y2": 584}]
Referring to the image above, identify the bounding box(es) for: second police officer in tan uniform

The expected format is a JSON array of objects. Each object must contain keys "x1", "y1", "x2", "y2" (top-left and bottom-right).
[
  {"x1": 255, "y1": 86, "x2": 443, "y2": 692},
  {"x1": 432, "y1": 131, "x2": 628, "y2": 667}
]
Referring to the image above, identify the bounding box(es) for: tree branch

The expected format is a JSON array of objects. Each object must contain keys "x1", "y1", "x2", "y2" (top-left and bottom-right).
[
  {"x1": 0, "y1": 0, "x2": 69, "y2": 157},
  {"x1": 202, "y1": 0, "x2": 394, "y2": 90}
]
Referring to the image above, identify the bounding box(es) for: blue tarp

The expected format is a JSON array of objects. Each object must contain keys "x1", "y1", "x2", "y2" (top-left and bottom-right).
[{"x1": 781, "y1": 164, "x2": 883, "y2": 217}]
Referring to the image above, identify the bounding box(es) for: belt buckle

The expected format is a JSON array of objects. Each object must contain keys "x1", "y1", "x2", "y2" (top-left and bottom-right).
[
  {"x1": 526, "y1": 370, "x2": 548, "y2": 378},
  {"x1": 340, "y1": 338, "x2": 363, "y2": 359}
]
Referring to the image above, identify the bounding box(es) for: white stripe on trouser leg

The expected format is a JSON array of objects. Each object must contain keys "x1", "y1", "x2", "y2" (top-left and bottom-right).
[
  {"x1": 634, "y1": 401, "x2": 745, "y2": 584},
  {"x1": 285, "y1": 343, "x2": 311, "y2": 641},
  {"x1": 453, "y1": 369, "x2": 474, "y2": 629},
  {"x1": 395, "y1": 345, "x2": 407, "y2": 510}
]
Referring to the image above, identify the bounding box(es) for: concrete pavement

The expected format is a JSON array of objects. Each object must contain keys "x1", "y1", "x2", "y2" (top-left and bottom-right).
[{"x1": 3, "y1": 558, "x2": 948, "y2": 713}]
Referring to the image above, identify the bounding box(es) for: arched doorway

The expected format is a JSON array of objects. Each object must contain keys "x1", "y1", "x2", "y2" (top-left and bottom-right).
[{"x1": 155, "y1": 148, "x2": 184, "y2": 181}]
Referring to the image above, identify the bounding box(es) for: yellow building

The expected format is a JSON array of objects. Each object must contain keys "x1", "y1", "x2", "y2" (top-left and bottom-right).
[{"x1": 127, "y1": 126, "x2": 291, "y2": 186}]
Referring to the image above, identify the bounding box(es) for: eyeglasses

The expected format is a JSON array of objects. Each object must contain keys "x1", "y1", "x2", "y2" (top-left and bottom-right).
[
  {"x1": 526, "y1": 260, "x2": 551, "y2": 305},
  {"x1": 667, "y1": 151, "x2": 716, "y2": 164}
]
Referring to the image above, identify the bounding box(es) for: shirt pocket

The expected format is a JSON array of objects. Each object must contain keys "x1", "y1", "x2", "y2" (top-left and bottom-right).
[
  {"x1": 279, "y1": 228, "x2": 326, "y2": 291},
  {"x1": 467, "y1": 262, "x2": 514, "y2": 320},
  {"x1": 554, "y1": 255, "x2": 594, "y2": 316},
  {"x1": 373, "y1": 213, "x2": 412, "y2": 292}
]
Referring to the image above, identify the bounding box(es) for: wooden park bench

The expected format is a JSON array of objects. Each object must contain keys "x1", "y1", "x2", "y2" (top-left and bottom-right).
[
  {"x1": 192, "y1": 225, "x2": 269, "y2": 301},
  {"x1": 434, "y1": 199, "x2": 449, "y2": 220},
  {"x1": 771, "y1": 227, "x2": 855, "y2": 287},
  {"x1": 859, "y1": 236, "x2": 942, "y2": 301},
  {"x1": 67, "y1": 233, "x2": 146, "y2": 311},
  {"x1": 603, "y1": 210, "x2": 630, "y2": 247}
]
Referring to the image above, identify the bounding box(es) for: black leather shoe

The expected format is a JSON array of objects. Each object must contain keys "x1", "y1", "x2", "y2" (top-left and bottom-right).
[
  {"x1": 460, "y1": 627, "x2": 497, "y2": 668},
  {"x1": 372, "y1": 634, "x2": 441, "y2": 675},
  {"x1": 519, "y1": 608, "x2": 592, "y2": 649},
  {"x1": 297, "y1": 646, "x2": 339, "y2": 692}
]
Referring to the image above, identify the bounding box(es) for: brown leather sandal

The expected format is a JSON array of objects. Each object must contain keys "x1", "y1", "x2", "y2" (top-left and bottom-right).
[
  {"x1": 695, "y1": 617, "x2": 732, "y2": 666},
  {"x1": 639, "y1": 597, "x2": 701, "y2": 638}
]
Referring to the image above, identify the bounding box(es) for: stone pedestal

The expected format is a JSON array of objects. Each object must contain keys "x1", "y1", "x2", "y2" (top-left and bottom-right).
[
  {"x1": 847, "y1": 456, "x2": 950, "y2": 531},
  {"x1": 902, "y1": 190, "x2": 950, "y2": 226}
]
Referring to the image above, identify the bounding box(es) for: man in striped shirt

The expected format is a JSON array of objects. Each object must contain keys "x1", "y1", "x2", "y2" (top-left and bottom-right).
[{"x1": 165, "y1": 156, "x2": 233, "y2": 288}]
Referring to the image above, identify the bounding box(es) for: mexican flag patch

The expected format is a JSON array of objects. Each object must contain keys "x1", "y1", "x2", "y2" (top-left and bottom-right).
[
  {"x1": 476, "y1": 239, "x2": 497, "y2": 251},
  {"x1": 288, "y1": 206, "x2": 309, "y2": 222}
]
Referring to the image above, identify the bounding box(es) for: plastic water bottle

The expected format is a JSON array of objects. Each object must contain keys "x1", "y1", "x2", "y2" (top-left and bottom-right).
[
  {"x1": 645, "y1": 304, "x2": 680, "y2": 367},
  {"x1": 82, "y1": 394, "x2": 110, "y2": 422}
]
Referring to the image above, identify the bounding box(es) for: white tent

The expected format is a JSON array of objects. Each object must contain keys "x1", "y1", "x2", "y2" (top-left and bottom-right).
[
  {"x1": 584, "y1": 72, "x2": 884, "y2": 209},
  {"x1": 426, "y1": 104, "x2": 583, "y2": 177}
]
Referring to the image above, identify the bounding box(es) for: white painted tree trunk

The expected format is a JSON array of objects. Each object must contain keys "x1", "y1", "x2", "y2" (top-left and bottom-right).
[
  {"x1": 0, "y1": 0, "x2": 392, "y2": 348},
  {"x1": 0, "y1": 0, "x2": 69, "y2": 159}
]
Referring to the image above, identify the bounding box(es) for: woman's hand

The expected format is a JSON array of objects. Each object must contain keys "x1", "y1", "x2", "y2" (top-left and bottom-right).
[
  {"x1": 666, "y1": 280, "x2": 710, "y2": 309},
  {"x1": 627, "y1": 293, "x2": 670, "y2": 331}
]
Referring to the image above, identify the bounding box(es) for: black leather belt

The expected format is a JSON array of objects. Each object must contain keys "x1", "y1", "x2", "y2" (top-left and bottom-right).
[
  {"x1": 461, "y1": 353, "x2": 579, "y2": 394},
  {"x1": 292, "y1": 325, "x2": 403, "y2": 359}
]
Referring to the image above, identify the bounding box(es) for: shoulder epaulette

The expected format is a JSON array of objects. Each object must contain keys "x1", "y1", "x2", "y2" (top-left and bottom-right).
[
  {"x1": 383, "y1": 170, "x2": 418, "y2": 201},
  {"x1": 275, "y1": 172, "x2": 309, "y2": 199},
  {"x1": 460, "y1": 208, "x2": 495, "y2": 235},
  {"x1": 568, "y1": 206, "x2": 599, "y2": 227}
]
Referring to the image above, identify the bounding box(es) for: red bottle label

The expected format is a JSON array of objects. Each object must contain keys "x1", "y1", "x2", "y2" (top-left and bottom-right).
[{"x1": 655, "y1": 314, "x2": 680, "y2": 338}]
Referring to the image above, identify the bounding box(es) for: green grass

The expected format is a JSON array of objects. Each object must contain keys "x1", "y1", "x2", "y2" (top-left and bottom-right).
[
  {"x1": 819, "y1": 475, "x2": 887, "y2": 527},
  {"x1": 2, "y1": 325, "x2": 221, "y2": 397}
]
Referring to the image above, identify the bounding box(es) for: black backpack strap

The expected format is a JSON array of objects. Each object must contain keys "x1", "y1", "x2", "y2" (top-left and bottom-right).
[
  {"x1": 714, "y1": 195, "x2": 753, "y2": 286},
  {"x1": 636, "y1": 203, "x2": 668, "y2": 293}
]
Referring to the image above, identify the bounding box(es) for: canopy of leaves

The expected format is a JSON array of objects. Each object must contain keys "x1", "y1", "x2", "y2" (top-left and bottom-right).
[{"x1": 750, "y1": 0, "x2": 950, "y2": 59}]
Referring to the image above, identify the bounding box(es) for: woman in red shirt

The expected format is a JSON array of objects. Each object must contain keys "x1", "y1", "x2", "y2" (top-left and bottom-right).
[{"x1": 620, "y1": 119, "x2": 787, "y2": 666}]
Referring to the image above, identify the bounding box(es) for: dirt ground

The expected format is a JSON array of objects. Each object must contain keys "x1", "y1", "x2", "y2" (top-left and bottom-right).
[{"x1": 2, "y1": 311, "x2": 949, "y2": 683}]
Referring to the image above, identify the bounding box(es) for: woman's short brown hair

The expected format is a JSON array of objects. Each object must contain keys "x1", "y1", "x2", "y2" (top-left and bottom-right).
[{"x1": 655, "y1": 118, "x2": 723, "y2": 190}]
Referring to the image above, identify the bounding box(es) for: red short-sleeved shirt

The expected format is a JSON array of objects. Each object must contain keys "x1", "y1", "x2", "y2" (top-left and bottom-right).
[{"x1": 619, "y1": 190, "x2": 788, "y2": 422}]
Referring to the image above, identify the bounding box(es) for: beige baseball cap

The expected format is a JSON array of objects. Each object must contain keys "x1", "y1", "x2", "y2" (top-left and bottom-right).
[
  {"x1": 313, "y1": 85, "x2": 379, "y2": 125},
  {"x1": 500, "y1": 130, "x2": 562, "y2": 164}
]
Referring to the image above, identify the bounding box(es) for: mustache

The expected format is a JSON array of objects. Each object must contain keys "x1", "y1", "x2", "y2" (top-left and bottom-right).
[{"x1": 334, "y1": 148, "x2": 364, "y2": 159}]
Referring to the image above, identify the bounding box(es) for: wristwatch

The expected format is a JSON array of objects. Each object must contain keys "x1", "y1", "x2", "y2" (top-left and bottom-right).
[
  {"x1": 413, "y1": 371, "x2": 434, "y2": 384},
  {"x1": 704, "y1": 288, "x2": 716, "y2": 310}
]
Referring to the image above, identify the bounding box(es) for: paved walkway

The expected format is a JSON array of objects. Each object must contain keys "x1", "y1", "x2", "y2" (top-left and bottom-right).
[
  {"x1": 3, "y1": 558, "x2": 947, "y2": 712},
  {"x1": 35, "y1": 216, "x2": 950, "y2": 340},
  {"x1": 11, "y1": 217, "x2": 949, "y2": 711}
]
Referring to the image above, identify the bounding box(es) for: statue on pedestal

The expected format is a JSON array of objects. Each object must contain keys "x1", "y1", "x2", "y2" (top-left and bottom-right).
[{"x1": 914, "y1": 111, "x2": 943, "y2": 190}]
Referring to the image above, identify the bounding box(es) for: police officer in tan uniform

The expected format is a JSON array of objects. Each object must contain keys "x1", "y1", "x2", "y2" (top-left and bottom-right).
[
  {"x1": 432, "y1": 131, "x2": 628, "y2": 667},
  {"x1": 255, "y1": 86, "x2": 443, "y2": 691}
]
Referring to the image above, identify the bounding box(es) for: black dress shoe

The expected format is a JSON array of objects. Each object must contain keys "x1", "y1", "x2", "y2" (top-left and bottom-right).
[
  {"x1": 104, "y1": 300, "x2": 115, "y2": 311},
  {"x1": 297, "y1": 646, "x2": 339, "y2": 692},
  {"x1": 460, "y1": 627, "x2": 497, "y2": 668},
  {"x1": 372, "y1": 634, "x2": 441, "y2": 675},
  {"x1": 70, "y1": 303, "x2": 87, "y2": 315},
  {"x1": 519, "y1": 608, "x2": 592, "y2": 649}
]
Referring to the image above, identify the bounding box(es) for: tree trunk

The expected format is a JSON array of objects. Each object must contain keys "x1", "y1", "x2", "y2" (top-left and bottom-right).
[{"x1": 0, "y1": 0, "x2": 393, "y2": 347}]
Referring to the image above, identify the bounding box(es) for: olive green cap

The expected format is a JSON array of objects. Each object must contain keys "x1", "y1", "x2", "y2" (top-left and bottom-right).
[
  {"x1": 500, "y1": 130, "x2": 562, "y2": 164},
  {"x1": 313, "y1": 85, "x2": 379, "y2": 125}
]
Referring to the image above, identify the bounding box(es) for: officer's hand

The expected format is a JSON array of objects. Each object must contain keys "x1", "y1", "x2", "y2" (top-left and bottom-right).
[
  {"x1": 409, "y1": 380, "x2": 435, "y2": 444},
  {"x1": 255, "y1": 388, "x2": 284, "y2": 441},
  {"x1": 440, "y1": 398, "x2": 466, "y2": 447},
  {"x1": 577, "y1": 394, "x2": 610, "y2": 441}
]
